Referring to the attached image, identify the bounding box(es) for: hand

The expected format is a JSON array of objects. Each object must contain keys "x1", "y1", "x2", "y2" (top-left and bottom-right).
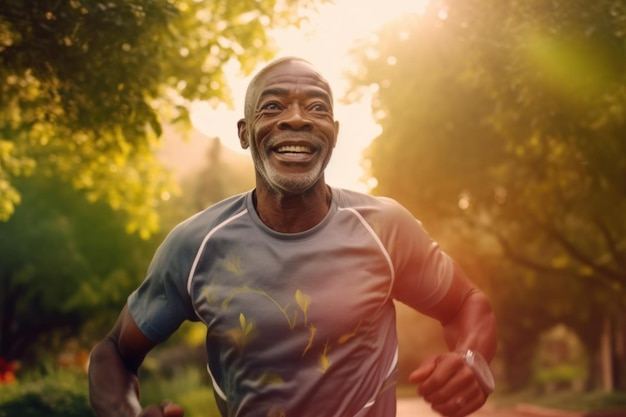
[
  {"x1": 138, "y1": 401, "x2": 185, "y2": 417},
  {"x1": 409, "y1": 353, "x2": 488, "y2": 417}
]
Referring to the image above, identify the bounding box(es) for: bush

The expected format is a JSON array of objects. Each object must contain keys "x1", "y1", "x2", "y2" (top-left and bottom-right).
[
  {"x1": 140, "y1": 365, "x2": 220, "y2": 417},
  {"x1": 0, "y1": 370, "x2": 93, "y2": 417},
  {"x1": 0, "y1": 364, "x2": 219, "y2": 417}
]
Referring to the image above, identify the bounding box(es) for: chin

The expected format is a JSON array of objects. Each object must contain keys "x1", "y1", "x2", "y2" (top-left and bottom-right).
[
  {"x1": 261, "y1": 165, "x2": 321, "y2": 191},
  {"x1": 270, "y1": 174, "x2": 323, "y2": 195}
]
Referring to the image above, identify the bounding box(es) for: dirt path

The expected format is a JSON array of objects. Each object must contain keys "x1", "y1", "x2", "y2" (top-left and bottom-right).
[{"x1": 396, "y1": 398, "x2": 552, "y2": 417}]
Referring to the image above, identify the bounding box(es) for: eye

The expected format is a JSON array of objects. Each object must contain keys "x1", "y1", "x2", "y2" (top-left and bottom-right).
[
  {"x1": 260, "y1": 101, "x2": 281, "y2": 111},
  {"x1": 310, "y1": 102, "x2": 330, "y2": 113}
]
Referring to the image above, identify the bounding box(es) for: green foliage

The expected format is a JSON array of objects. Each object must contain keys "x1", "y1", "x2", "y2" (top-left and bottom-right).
[
  {"x1": 0, "y1": 0, "x2": 321, "y2": 237},
  {"x1": 532, "y1": 325, "x2": 588, "y2": 391},
  {"x1": 0, "y1": 134, "x2": 254, "y2": 363},
  {"x1": 0, "y1": 175, "x2": 155, "y2": 360},
  {"x1": 0, "y1": 366, "x2": 217, "y2": 417},
  {"x1": 534, "y1": 364, "x2": 585, "y2": 386},
  {"x1": 347, "y1": 0, "x2": 626, "y2": 389},
  {"x1": 140, "y1": 365, "x2": 219, "y2": 417},
  {"x1": 185, "y1": 139, "x2": 255, "y2": 212},
  {"x1": 0, "y1": 370, "x2": 93, "y2": 417}
]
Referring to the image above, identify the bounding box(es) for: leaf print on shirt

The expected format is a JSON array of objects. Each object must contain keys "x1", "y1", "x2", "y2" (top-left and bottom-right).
[
  {"x1": 318, "y1": 340, "x2": 331, "y2": 374},
  {"x1": 227, "y1": 313, "x2": 257, "y2": 352},
  {"x1": 266, "y1": 407, "x2": 286, "y2": 417},
  {"x1": 202, "y1": 284, "x2": 219, "y2": 304},
  {"x1": 224, "y1": 254, "x2": 244, "y2": 277},
  {"x1": 220, "y1": 287, "x2": 321, "y2": 359},
  {"x1": 295, "y1": 290, "x2": 311, "y2": 326},
  {"x1": 338, "y1": 320, "x2": 363, "y2": 344},
  {"x1": 302, "y1": 324, "x2": 317, "y2": 357},
  {"x1": 222, "y1": 286, "x2": 304, "y2": 329},
  {"x1": 257, "y1": 372, "x2": 285, "y2": 385}
]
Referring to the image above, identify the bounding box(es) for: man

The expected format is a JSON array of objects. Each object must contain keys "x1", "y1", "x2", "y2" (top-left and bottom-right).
[{"x1": 88, "y1": 56, "x2": 497, "y2": 417}]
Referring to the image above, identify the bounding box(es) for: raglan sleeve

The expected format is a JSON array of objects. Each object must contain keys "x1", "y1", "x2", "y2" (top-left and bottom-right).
[
  {"x1": 127, "y1": 222, "x2": 199, "y2": 343},
  {"x1": 380, "y1": 198, "x2": 454, "y2": 311}
]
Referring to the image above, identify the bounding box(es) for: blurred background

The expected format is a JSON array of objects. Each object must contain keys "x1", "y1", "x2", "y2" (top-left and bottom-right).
[{"x1": 1, "y1": 0, "x2": 625, "y2": 416}]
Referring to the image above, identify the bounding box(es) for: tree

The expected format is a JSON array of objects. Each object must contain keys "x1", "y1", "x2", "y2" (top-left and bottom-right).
[
  {"x1": 0, "y1": 129, "x2": 252, "y2": 363},
  {"x1": 347, "y1": 0, "x2": 626, "y2": 390},
  {"x1": 189, "y1": 139, "x2": 254, "y2": 212},
  {"x1": 0, "y1": 0, "x2": 320, "y2": 237},
  {"x1": 0, "y1": 175, "x2": 155, "y2": 361}
]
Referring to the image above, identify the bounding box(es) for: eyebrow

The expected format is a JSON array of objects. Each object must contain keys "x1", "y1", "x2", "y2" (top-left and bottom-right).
[{"x1": 258, "y1": 87, "x2": 332, "y2": 105}]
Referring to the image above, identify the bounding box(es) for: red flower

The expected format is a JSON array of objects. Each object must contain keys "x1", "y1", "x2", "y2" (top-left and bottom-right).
[{"x1": 0, "y1": 358, "x2": 19, "y2": 384}]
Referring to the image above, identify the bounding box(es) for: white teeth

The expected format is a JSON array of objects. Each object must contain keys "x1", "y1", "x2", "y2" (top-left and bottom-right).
[{"x1": 276, "y1": 145, "x2": 312, "y2": 153}]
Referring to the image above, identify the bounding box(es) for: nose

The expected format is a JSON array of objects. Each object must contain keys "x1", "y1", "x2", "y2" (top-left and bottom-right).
[{"x1": 278, "y1": 105, "x2": 313, "y2": 131}]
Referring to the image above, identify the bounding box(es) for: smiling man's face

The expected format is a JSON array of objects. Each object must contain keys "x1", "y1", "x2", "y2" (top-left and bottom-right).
[{"x1": 238, "y1": 59, "x2": 339, "y2": 196}]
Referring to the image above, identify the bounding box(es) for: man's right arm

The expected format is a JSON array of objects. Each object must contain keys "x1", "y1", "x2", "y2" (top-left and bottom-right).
[{"x1": 88, "y1": 305, "x2": 184, "y2": 417}]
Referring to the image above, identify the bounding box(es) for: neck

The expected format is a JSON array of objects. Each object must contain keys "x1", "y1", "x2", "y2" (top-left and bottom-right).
[{"x1": 253, "y1": 182, "x2": 332, "y2": 233}]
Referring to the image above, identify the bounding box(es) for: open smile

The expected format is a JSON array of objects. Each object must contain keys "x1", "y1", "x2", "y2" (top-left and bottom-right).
[
  {"x1": 270, "y1": 143, "x2": 319, "y2": 164},
  {"x1": 275, "y1": 145, "x2": 314, "y2": 154}
]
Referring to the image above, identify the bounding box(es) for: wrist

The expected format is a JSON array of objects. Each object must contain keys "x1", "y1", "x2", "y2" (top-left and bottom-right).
[{"x1": 456, "y1": 349, "x2": 495, "y2": 394}]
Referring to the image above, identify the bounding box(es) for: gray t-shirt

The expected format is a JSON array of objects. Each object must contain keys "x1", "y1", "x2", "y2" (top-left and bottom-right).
[{"x1": 129, "y1": 187, "x2": 453, "y2": 417}]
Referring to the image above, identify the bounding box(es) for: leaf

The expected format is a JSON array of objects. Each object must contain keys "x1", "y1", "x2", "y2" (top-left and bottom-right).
[{"x1": 295, "y1": 289, "x2": 311, "y2": 313}]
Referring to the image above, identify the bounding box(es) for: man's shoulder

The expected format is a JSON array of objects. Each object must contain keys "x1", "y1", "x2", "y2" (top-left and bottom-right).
[
  {"x1": 167, "y1": 191, "x2": 251, "y2": 244},
  {"x1": 332, "y1": 187, "x2": 420, "y2": 234},
  {"x1": 332, "y1": 187, "x2": 402, "y2": 211}
]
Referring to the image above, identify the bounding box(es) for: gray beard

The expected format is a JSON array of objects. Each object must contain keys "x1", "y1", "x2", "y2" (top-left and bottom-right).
[
  {"x1": 248, "y1": 131, "x2": 331, "y2": 194},
  {"x1": 254, "y1": 154, "x2": 325, "y2": 195}
]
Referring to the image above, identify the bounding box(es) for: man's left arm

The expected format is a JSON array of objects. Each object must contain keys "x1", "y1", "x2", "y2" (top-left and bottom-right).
[{"x1": 409, "y1": 261, "x2": 497, "y2": 417}]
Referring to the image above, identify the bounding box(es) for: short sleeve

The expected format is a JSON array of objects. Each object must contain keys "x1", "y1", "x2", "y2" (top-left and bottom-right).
[
  {"x1": 128, "y1": 225, "x2": 199, "y2": 342},
  {"x1": 379, "y1": 198, "x2": 454, "y2": 311}
]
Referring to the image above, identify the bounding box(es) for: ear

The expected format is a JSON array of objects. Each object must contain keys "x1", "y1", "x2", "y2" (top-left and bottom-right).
[
  {"x1": 332, "y1": 121, "x2": 340, "y2": 148},
  {"x1": 237, "y1": 119, "x2": 249, "y2": 149}
]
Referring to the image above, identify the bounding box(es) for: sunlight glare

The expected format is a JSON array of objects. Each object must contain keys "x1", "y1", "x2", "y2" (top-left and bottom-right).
[{"x1": 191, "y1": 0, "x2": 430, "y2": 191}]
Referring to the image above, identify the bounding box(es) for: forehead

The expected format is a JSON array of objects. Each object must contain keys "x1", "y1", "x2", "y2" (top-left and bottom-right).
[{"x1": 252, "y1": 60, "x2": 333, "y2": 103}]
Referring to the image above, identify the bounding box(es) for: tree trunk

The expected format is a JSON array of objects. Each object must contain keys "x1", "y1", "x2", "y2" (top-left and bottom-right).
[
  {"x1": 614, "y1": 311, "x2": 625, "y2": 391},
  {"x1": 600, "y1": 316, "x2": 614, "y2": 391},
  {"x1": 598, "y1": 313, "x2": 626, "y2": 392}
]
